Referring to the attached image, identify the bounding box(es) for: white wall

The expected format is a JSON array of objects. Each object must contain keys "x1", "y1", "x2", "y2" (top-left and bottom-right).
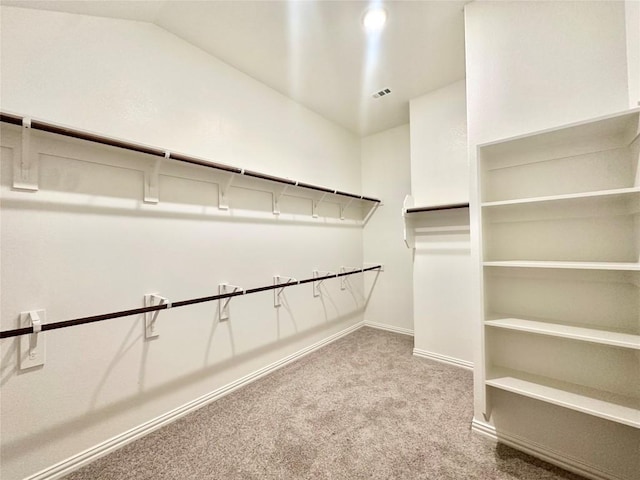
[
  {"x1": 627, "y1": 0, "x2": 640, "y2": 107},
  {"x1": 0, "y1": 7, "x2": 360, "y2": 190},
  {"x1": 465, "y1": 1, "x2": 629, "y2": 146},
  {"x1": 465, "y1": 2, "x2": 633, "y2": 478},
  {"x1": 0, "y1": 7, "x2": 372, "y2": 480},
  {"x1": 361, "y1": 124, "x2": 413, "y2": 334},
  {"x1": 409, "y1": 80, "x2": 469, "y2": 206},
  {"x1": 408, "y1": 80, "x2": 473, "y2": 367}
]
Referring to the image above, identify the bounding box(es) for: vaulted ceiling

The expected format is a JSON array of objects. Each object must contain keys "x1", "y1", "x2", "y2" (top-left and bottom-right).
[{"x1": 0, "y1": 0, "x2": 468, "y2": 136}]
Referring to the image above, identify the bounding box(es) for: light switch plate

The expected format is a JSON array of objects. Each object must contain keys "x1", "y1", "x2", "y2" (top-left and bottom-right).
[{"x1": 19, "y1": 310, "x2": 46, "y2": 370}]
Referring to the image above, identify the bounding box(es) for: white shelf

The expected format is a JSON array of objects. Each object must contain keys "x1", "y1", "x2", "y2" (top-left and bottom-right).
[
  {"x1": 415, "y1": 225, "x2": 470, "y2": 234},
  {"x1": 483, "y1": 261, "x2": 640, "y2": 271},
  {"x1": 485, "y1": 317, "x2": 640, "y2": 350},
  {"x1": 486, "y1": 371, "x2": 640, "y2": 429},
  {"x1": 477, "y1": 108, "x2": 640, "y2": 149},
  {"x1": 481, "y1": 186, "x2": 640, "y2": 208}
]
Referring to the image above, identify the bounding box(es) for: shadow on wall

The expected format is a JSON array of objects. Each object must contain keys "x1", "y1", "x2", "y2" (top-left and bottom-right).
[
  {"x1": 1, "y1": 307, "x2": 365, "y2": 463},
  {"x1": 0, "y1": 196, "x2": 366, "y2": 230}
]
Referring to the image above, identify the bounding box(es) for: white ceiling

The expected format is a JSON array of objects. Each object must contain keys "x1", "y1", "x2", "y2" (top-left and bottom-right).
[{"x1": 1, "y1": 0, "x2": 468, "y2": 136}]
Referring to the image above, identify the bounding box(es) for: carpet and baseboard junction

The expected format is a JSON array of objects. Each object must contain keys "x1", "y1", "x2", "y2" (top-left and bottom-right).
[{"x1": 62, "y1": 327, "x2": 584, "y2": 480}]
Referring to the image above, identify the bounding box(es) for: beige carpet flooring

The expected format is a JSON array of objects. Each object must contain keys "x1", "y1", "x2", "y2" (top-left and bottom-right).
[{"x1": 64, "y1": 327, "x2": 585, "y2": 480}]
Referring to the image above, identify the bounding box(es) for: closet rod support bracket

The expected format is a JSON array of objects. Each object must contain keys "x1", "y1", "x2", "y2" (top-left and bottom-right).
[
  {"x1": 144, "y1": 293, "x2": 169, "y2": 339},
  {"x1": 19, "y1": 309, "x2": 46, "y2": 370},
  {"x1": 339, "y1": 266, "x2": 362, "y2": 290},
  {"x1": 312, "y1": 270, "x2": 334, "y2": 297},
  {"x1": 274, "y1": 275, "x2": 298, "y2": 307},
  {"x1": 218, "y1": 173, "x2": 236, "y2": 210},
  {"x1": 144, "y1": 151, "x2": 169, "y2": 204},
  {"x1": 218, "y1": 283, "x2": 243, "y2": 321},
  {"x1": 312, "y1": 192, "x2": 330, "y2": 218},
  {"x1": 272, "y1": 184, "x2": 292, "y2": 215},
  {"x1": 339, "y1": 198, "x2": 354, "y2": 220},
  {"x1": 14, "y1": 118, "x2": 39, "y2": 191}
]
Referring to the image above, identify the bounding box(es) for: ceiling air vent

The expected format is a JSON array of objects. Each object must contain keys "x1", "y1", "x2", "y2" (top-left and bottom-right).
[{"x1": 372, "y1": 88, "x2": 392, "y2": 99}]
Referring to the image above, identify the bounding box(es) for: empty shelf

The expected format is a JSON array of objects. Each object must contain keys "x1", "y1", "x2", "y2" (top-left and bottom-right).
[
  {"x1": 483, "y1": 261, "x2": 640, "y2": 271},
  {"x1": 486, "y1": 371, "x2": 640, "y2": 428},
  {"x1": 481, "y1": 187, "x2": 640, "y2": 208},
  {"x1": 485, "y1": 318, "x2": 640, "y2": 350}
]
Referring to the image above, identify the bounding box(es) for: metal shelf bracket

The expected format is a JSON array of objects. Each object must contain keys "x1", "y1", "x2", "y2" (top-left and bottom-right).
[
  {"x1": 218, "y1": 172, "x2": 236, "y2": 210},
  {"x1": 144, "y1": 293, "x2": 170, "y2": 339},
  {"x1": 402, "y1": 194, "x2": 415, "y2": 249},
  {"x1": 274, "y1": 275, "x2": 298, "y2": 307},
  {"x1": 312, "y1": 192, "x2": 329, "y2": 218},
  {"x1": 339, "y1": 198, "x2": 354, "y2": 220},
  {"x1": 340, "y1": 266, "x2": 362, "y2": 290},
  {"x1": 144, "y1": 151, "x2": 168, "y2": 204},
  {"x1": 14, "y1": 118, "x2": 39, "y2": 191},
  {"x1": 312, "y1": 270, "x2": 335, "y2": 297},
  {"x1": 218, "y1": 283, "x2": 243, "y2": 321},
  {"x1": 272, "y1": 184, "x2": 290, "y2": 215},
  {"x1": 19, "y1": 309, "x2": 46, "y2": 370}
]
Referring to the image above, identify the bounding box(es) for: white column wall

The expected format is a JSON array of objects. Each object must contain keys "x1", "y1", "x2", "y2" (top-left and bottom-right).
[
  {"x1": 0, "y1": 7, "x2": 368, "y2": 480},
  {"x1": 465, "y1": 2, "x2": 634, "y2": 478},
  {"x1": 361, "y1": 124, "x2": 413, "y2": 334},
  {"x1": 409, "y1": 80, "x2": 473, "y2": 367},
  {"x1": 409, "y1": 80, "x2": 469, "y2": 206},
  {"x1": 627, "y1": 0, "x2": 640, "y2": 107}
]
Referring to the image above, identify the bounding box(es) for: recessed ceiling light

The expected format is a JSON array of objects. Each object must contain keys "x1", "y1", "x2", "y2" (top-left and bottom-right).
[{"x1": 363, "y1": 8, "x2": 387, "y2": 32}]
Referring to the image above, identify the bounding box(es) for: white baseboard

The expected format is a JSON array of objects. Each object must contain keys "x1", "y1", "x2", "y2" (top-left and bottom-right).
[
  {"x1": 363, "y1": 321, "x2": 414, "y2": 336},
  {"x1": 471, "y1": 418, "x2": 623, "y2": 480},
  {"x1": 27, "y1": 321, "x2": 365, "y2": 480},
  {"x1": 412, "y1": 348, "x2": 473, "y2": 370}
]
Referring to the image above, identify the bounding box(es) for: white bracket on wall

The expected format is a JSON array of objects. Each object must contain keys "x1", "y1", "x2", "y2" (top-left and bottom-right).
[
  {"x1": 218, "y1": 283, "x2": 243, "y2": 321},
  {"x1": 339, "y1": 266, "x2": 361, "y2": 290},
  {"x1": 363, "y1": 263, "x2": 384, "y2": 272},
  {"x1": 402, "y1": 194, "x2": 415, "y2": 249},
  {"x1": 339, "y1": 198, "x2": 354, "y2": 221},
  {"x1": 19, "y1": 309, "x2": 46, "y2": 370},
  {"x1": 218, "y1": 172, "x2": 236, "y2": 210},
  {"x1": 363, "y1": 201, "x2": 381, "y2": 225},
  {"x1": 144, "y1": 151, "x2": 168, "y2": 204},
  {"x1": 273, "y1": 275, "x2": 298, "y2": 308},
  {"x1": 13, "y1": 118, "x2": 39, "y2": 191},
  {"x1": 312, "y1": 270, "x2": 335, "y2": 297},
  {"x1": 144, "y1": 293, "x2": 170, "y2": 339},
  {"x1": 312, "y1": 192, "x2": 329, "y2": 218},
  {"x1": 272, "y1": 184, "x2": 290, "y2": 215}
]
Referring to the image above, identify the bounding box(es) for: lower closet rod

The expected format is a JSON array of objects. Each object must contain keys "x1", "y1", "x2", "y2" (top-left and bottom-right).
[{"x1": 0, "y1": 265, "x2": 382, "y2": 339}]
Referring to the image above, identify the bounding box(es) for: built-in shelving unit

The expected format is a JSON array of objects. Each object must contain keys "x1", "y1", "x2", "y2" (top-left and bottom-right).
[{"x1": 476, "y1": 108, "x2": 640, "y2": 435}]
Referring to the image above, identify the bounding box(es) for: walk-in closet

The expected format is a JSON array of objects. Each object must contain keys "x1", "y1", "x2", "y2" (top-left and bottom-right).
[{"x1": 1, "y1": 1, "x2": 638, "y2": 479}]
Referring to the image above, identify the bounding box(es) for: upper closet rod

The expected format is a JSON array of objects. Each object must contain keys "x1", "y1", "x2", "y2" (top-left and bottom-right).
[
  {"x1": 405, "y1": 203, "x2": 469, "y2": 213},
  {"x1": 0, "y1": 112, "x2": 380, "y2": 203},
  {"x1": 0, "y1": 265, "x2": 382, "y2": 339}
]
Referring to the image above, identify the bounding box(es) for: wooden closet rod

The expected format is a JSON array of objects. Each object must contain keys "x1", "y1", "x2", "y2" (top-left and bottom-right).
[
  {"x1": 0, "y1": 265, "x2": 382, "y2": 339},
  {"x1": 0, "y1": 112, "x2": 381, "y2": 203}
]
